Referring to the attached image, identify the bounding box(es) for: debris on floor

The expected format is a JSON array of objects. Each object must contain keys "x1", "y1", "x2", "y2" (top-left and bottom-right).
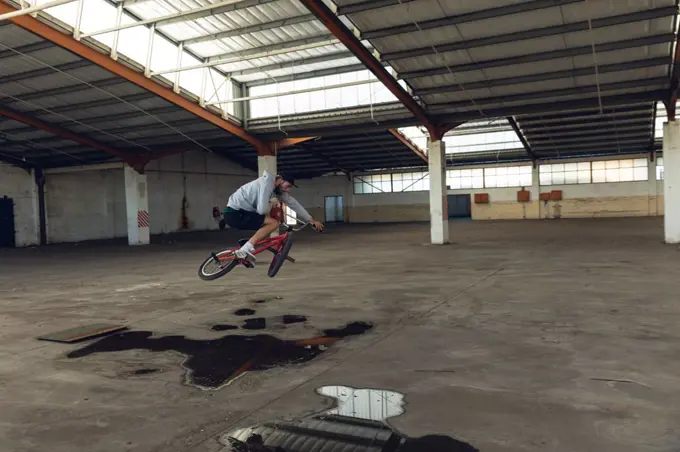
[
  {"x1": 222, "y1": 385, "x2": 478, "y2": 452},
  {"x1": 66, "y1": 321, "x2": 374, "y2": 390},
  {"x1": 37, "y1": 324, "x2": 128, "y2": 343}
]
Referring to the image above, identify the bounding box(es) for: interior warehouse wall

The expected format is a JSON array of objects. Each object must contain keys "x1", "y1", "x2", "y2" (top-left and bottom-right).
[
  {"x1": 285, "y1": 175, "x2": 351, "y2": 222},
  {"x1": 44, "y1": 151, "x2": 254, "y2": 244},
  {"x1": 294, "y1": 155, "x2": 665, "y2": 223},
  {"x1": 0, "y1": 163, "x2": 40, "y2": 246}
]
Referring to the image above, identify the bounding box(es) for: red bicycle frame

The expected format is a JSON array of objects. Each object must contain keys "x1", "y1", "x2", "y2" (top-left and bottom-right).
[{"x1": 217, "y1": 230, "x2": 294, "y2": 263}]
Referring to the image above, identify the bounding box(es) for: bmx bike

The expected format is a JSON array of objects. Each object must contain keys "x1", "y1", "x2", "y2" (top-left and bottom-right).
[{"x1": 198, "y1": 217, "x2": 313, "y2": 281}]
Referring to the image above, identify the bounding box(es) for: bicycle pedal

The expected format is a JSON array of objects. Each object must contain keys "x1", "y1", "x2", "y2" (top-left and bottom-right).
[
  {"x1": 210, "y1": 252, "x2": 219, "y2": 262},
  {"x1": 241, "y1": 259, "x2": 255, "y2": 268}
]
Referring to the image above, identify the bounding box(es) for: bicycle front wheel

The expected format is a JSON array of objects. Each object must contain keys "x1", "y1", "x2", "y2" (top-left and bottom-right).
[
  {"x1": 267, "y1": 234, "x2": 294, "y2": 278},
  {"x1": 198, "y1": 249, "x2": 239, "y2": 281}
]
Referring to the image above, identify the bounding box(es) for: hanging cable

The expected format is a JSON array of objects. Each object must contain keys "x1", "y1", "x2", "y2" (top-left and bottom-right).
[
  {"x1": 0, "y1": 43, "x2": 216, "y2": 154},
  {"x1": 585, "y1": 0, "x2": 604, "y2": 115}
]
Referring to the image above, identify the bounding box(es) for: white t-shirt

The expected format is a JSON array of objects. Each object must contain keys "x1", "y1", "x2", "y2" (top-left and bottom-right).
[{"x1": 227, "y1": 171, "x2": 312, "y2": 222}]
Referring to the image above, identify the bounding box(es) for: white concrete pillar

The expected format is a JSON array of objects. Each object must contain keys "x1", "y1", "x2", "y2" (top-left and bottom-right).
[
  {"x1": 124, "y1": 165, "x2": 150, "y2": 246},
  {"x1": 663, "y1": 121, "x2": 680, "y2": 243},
  {"x1": 428, "y1": 139, "x2": 449, "y2": 244},
  {"x1": 648, "y1": 155, "x2": 658, "y2": 216},
  {"x1": 257, "y1": 155, "x2": 276, "y2": 176},
  {"x1": 257, "y1": 154, "x2": 278, "y2": 236}
]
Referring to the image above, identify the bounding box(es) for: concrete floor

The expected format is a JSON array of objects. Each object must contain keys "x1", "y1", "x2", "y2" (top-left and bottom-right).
[{"x1": 1, "y1": 218, "x2": 679, "y2": 452}]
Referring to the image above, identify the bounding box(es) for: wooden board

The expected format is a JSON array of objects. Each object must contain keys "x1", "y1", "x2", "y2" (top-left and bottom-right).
[{"x1": 37, "y1": 324, "x2": 127, "y2": 343}]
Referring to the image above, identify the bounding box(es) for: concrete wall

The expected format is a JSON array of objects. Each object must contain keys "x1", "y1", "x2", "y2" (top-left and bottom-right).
[
  {"x1": 350, "y1": 191, "x2": 429, "y2": 222},
  {"x1": 0, "y1": 163, "x2": 39, "y2": 246},
  {"x1": 286, "y1": 174, "x2": 350, "y2": 222},
  {"x1": 145, "y1": 151, "x2": 254, "y2": 234},
  {"x1": 292, "y1": 155, "x2": 666, "y2": 224},
  {"x1": 44, "y1": 151, "x2": 255, "y2": 244},
  {"x1": 2, "y1": 151, "x2": 668, "y2": 246}
]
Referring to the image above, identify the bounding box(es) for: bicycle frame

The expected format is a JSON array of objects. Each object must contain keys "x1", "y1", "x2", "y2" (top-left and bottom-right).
[{"x1": 217, "y1": 219, "x2": 310, "y2": 263}]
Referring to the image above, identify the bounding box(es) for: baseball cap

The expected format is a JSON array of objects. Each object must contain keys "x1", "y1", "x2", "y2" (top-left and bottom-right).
[{"x1": 277, "y1": 173, "x2": 298, "y2": 187}]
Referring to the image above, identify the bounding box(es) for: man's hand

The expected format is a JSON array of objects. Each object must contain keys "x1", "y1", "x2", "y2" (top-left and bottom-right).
[{"x1": 310, "y1": 220, "x2": 324, "y2": 232}]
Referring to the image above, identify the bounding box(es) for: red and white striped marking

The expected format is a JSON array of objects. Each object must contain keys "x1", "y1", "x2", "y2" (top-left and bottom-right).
[{"x1": 137, "y1": 210, "x2": 150, "y2": 228}]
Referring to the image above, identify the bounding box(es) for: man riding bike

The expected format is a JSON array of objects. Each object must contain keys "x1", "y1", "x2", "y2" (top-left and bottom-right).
[{"x1": 224, "y1": 171, "x2": 324, "y2": 263}]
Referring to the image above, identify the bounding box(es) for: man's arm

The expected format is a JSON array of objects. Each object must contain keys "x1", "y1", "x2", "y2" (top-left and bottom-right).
[
  {"x1": 279, "y1": 193, "x2": 312, "y2": 222},
  {"x1": 255, "y1": 171, "x2": 275, "y2": 215}
]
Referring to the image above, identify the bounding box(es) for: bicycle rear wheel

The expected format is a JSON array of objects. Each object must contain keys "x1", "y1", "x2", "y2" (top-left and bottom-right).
[
  {"x1": 267, "y1": 233, "x2": 293, "y2": 278},
  {"x1": 198, "y1": 249, "x2": 239, "y2": 281}
]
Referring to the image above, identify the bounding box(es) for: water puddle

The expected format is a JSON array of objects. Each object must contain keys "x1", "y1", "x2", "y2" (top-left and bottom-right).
[
  {"x1": 241, "y1": 315, "x2": 308, "y2": 330},
  {"x1": 222, "y1": 385, "x2": 477, "y2": 451},
  {"x1": 67, "y1": 322, "x2": 373, "y2": 390},
  {"x1": 129, "y1": 368, "x2": 161, "y2": 376},
  {"x1": 234, "y1": 308, "x2": 256, "y2": 316}
]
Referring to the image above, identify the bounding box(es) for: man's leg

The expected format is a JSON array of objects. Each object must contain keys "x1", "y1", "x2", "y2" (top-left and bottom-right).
[
  {"x1": 236, "y1": 216, "x2": 280, "y2": 261},
  {"x1": 247, "y1": 216, "x2": 280, "y2": 247}
]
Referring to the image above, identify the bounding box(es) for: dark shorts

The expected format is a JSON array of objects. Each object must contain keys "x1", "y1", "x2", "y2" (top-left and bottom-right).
[{"x1": 224, "y1": 207, "x2": 265, "y2": 230}]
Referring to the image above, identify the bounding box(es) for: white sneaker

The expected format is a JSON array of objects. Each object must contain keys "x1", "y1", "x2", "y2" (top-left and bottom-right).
[{"x1": 235, "y1": 249, "x2": 256, "y2": 265}]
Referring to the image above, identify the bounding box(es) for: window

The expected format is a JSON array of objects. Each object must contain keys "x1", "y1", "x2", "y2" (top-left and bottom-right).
[
  {"x1": 484, "y1": 165, "x2": 532, "y2": 188},
  {"x1": 540, "y1": 162, "x2": 591, "y2": 185},
  {"x1": 592, "y1": 158, "x2": 647, "y2": 183},
  {"x1": 284, "y1": 206, "x2": 297, "y2": 225},
  {"x1": 353, "y1": 174, "x2": 392, "y2": 194},
  {"x1": 393, "y1": 172, "x2": 430, "y2": 192},
  {"x1": 249, "y1": 70, "x2": 398, "y2": 119},
  {"x1": 444, "y1": 130, "x2": 523, "y2": 154},
  {"x1": 657, "y1": 157, "x2": 665, "y2": 180},
  {"x1": 447, "y1": 169, "x2": 483, "y2": 189}
]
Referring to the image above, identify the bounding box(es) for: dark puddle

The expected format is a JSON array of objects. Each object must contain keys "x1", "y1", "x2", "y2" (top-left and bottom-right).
[
  {"x1": 211, "y1": 324, "x2": 239, "y2": 331},
  {"x1": 234, "y1": 308, "x2": 256, "y2": 316},
  {"x1": 130, "y1": 368, "x2": 161, "y2": 376},
  {"x1": 242, "y1": 315, "x2": 308, "y2": 330},
  {"x1": 67, "y1": 322, "x2": 373, "y2": 390},
  {"x1": 222, "y1": 385, "x2": 477, "y2": 451}
]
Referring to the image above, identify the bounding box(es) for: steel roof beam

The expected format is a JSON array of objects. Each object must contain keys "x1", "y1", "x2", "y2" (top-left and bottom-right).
[
  {"x1": 2, "y1": 78, "x2": 125, "y2": 104},
  {"x1": 529, "y1": 132, "x2": 651, "y2": 145},
  {"x1": 231, "y1": 51, "x2": 355, "y2": 77},
  {"x1": 82, "y1": 0, "x2": 279, "y2": 38},
  {"x1": 183, "y1": 14, "x2": 317, "y2": 46},
  {"x1": 417, "y1": 57, "x2": 669, "y2": 96},
  {"x1": 299, "y1": 0, "x2": 438, "y2": 136},
  {"x1": 206, "y1": 34, "x2": 337, "y2": 63},
  {"x1": 300, "y1": 146, "x2": 410, "y2": 156},
  {"x1": 665, "y1": 13, "x2": 680, "y2": 120},
  {"x1": 0, "y1": 107, "x2": 148, "y2": 165},
  {"x1": 336, "y1": 0, "x2": 416, "y2": 15},
  {"x1": 153, "y1": 35, "x2": 338, "y2": 75},
  {"x1": 0, "y1": 2, "x2": 265, "y2": 150},
  {"x1": 363, "y1": 0, "x2": 583, "y2": 40},
  {"x1": 430, "y1": 90, "x2": 666, "y2": 122},
  {"x1": 532, "y1": 138, "x2": 650, "y2": 151},
  {"x1": 244, "y1": 63, "x2": 368, "y2": 87},
  {"x1": 518, "y1": 110, "x2": 653, "y2": 126},
  {"x1": 388, "y1": 129, "x2": 427, "y2": 162},
  {"x1": 383, "y1": 6, "x2": 676, "y2": 61},
  {"x1": 518, "y1": 104, "x2": 653, "y2": 121},
  {"x1": 430, "y1": 78, "x2": 667, "y2": 110},
  {"x1": 507, "y1": 116, "x2": 536, "y2": 160},
  {"x1": 400, "y1": 33, "x2": 675, "y2": 79},
  {"x1": 0, "y1": 40, "x2": 53, "y2": 59},
  {"x1": 0, "y1": 60, "x2": 90, "y2": 84},
  {"x1": 23, "y1": 92, "x2": 157, "y2": 116},
  {"x1": 524, "y1": 122, "x2": 652, "y2": 136}
]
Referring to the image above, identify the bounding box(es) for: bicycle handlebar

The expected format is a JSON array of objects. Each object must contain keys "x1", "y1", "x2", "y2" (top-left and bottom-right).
[{"x1": 281, "y1": 215, "x2": 319, "y2": 233}]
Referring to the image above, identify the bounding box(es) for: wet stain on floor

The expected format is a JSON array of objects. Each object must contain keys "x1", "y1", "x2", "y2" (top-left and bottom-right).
[
  {"x1": 241, "y1": 315, "x2": 308, "y2": 330},
  {"x1": 222, "y1": 385, "x2": 477, "y2": 451},
  {"x1": 67, "y1": 322, "x2": 373, "y2": 390},
  {"x1": 130, "y1": 368, "x2": 161, "y2": 376},
  {"x1": 211, "y1": 324, "x2": 239, "y2": 331},
  {"x1": 234, "y1": 308, "x2": 256, "y2": 316}
]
